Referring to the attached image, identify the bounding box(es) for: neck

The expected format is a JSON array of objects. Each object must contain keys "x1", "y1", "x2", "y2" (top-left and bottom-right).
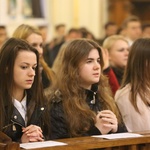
[
  {"x1": 13, "y1": 89, "x2": 25, "y2": 102},
  {"x1": 81, "y1": 85, "x2": 91, "y2": 90}
]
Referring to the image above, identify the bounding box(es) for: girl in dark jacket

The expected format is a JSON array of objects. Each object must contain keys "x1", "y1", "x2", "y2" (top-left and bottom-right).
[
  {"x1": 47, "y1": 39, "x2": 127, "y2": 139},
  {"x1": 0, "y1": 38, "x2": 50, "y2": 143}
]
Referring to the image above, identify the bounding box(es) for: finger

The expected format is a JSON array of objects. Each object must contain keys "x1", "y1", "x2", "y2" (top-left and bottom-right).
[
  {"x1": 22, "y1": 125, "x2": 34, "y2": 131},
  {"x1": 99, "y1": 114, "x2": 116, "y2": 120},
  {"x1": 101, "y1": 117, "x2": 117, "y2": 124},
  {"x1": 23, "y1": 125, "x2": 42, "y2": 133},
  {"x1": 103, "y1": 123, "x2": 118, "y2": 132},
  {"x1": 100, "y1": 111, "x2": 116, "y2": 118},
  {"x1": 26, "y1": 125, "x2": 42, "y2": 132},
  {"x1": 101, "y1": 110, "x2": 115, "y2": 115},
  {"x1": 29, "y1": 136, "x2": 44, "y2": 142},
  {"x1": 27, "y1": 131, "x2": 44, "y2": 138},
  {"x1": 103, "y1": 124, "x2": 115, "y2": 129}
]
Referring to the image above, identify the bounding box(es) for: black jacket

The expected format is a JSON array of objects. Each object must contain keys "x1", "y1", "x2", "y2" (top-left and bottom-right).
[
  {"x1": 50, "y1": 85, "x2": 127, "y2": 139},
  {"x1": 2, "y1": 104, "x2": 48, "y2": 142}
]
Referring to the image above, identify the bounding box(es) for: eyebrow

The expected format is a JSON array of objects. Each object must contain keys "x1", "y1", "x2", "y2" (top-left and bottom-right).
[
  {"x1": 21, "y1": 62, "x2": 37, "y2": 65},
  {"x1": 87, "y1": 57, "x2": 100, "y2": 60}
]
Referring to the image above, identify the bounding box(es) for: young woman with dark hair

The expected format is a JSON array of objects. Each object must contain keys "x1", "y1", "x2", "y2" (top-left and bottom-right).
[{"x1": 0, "y1": 38, "x2": 50, "y2": 142}]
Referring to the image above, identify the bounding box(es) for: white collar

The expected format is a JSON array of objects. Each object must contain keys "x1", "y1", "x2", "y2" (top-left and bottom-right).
[{"x1": 13, "y1": 94, "x2": 27, "y2": 123}]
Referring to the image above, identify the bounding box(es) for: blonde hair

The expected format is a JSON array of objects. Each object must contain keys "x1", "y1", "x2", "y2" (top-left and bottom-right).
[
  {"x1": 13, "y1": 24, "x2": 41, "y2": 40},
  {"x1": 103, "y1": 35, "x2": 129, "y2": 52},
  {"x1": 52, "y1": 42, "x2": 69, "y2": 74}
]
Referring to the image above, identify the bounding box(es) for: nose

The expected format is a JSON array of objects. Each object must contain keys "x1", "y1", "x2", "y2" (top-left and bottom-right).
[
  {"x1": 28, "y1": 68, "x2": 36, "y2": 76},
  {"x1": 94, "y1": 61, "x2": 100, "y2": 70}
]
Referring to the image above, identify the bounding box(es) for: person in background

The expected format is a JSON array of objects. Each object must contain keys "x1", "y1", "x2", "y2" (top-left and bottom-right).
[
  {"x1": 38, "y1": 25, "x2": 52, "y2": 68},
  {"x1": 51, "y1": 44, "x2": 66, "y2": 75},
  {"x1": 38, "y1": 25, "x2": 48, "y2": 45},
  {"x1": 54, "y1": 24, "x2": 66, "y2": 40},
  {"x1": 104, "y1": 22, "x2": 118, "y2": 37},
  {"x1": 47, "y1": 39, "x2": 127, "y2": 139},
  {"x1": 49, "y1": 28, "x2": 81, "y2": 67},
  {"x1": 0, "y1": 25, "x2": 8, "y2": 49},
  {"x1": 121, "y1": 15, "x2": 142, "y2": 46},
  {"x1": 103, "y1": 35, "x2": 129, "y2": 85},
  {"x1": 98, "y1": 22, "x2": 118, "y2": 45},
  {"x1": 117, "y1": 27, "x2": 126, "y2": 37},
  {"x1": 142, "y1": 23, "x2": 150, "y2": 38},
  {"x1": 115, "y1": 38, "x2": 150, "y2": 132},
  {"x1": 78, "y1": 27, "x2": 97, "y2": 42},
  {"x1": 101, "y1": 46, "x2": 120, "y2": 96},
  {"x1": 0, "y1": 38, "x2": 50, "y2": 142},
  {"x1": 12, "y1": 24, "x2": 55, "y2": 89},
  {"x1": 52, "y1": 24, "x2": 66, "y2": 47}
]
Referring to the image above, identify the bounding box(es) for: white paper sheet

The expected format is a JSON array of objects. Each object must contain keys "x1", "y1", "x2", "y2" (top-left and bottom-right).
[
  {"x1": 92, "y1": 132, "x2": 143, "y2": 139},
  {"x1": 20, "y1": 140, "x2": 67, "y2": 149}
]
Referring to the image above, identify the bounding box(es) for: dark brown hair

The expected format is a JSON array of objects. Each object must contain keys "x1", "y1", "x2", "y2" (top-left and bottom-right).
[
  {"x1": 0, "y1": 38, "x2": 45, "y2": 129},
  {"x1": 121, "y1": 38, "x2": 150, "y2": 113}
]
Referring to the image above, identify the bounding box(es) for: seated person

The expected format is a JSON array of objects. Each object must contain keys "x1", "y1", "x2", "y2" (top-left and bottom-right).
[{"x1": 46, "y1": 39, "x2": 127, "y2": 139}]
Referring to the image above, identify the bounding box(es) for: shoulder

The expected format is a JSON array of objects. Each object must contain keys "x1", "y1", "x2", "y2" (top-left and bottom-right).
[
  {"x1": 115, "y1": 84, "x2": 133, "y2": 116},
  {"x1": 49, "y1": 90, "x2": 65, "y2": 120},
  {"x1": 45, "y1": 88, "x2": 62, "y2": 103},
  {"x1": 51, "y1": 89, "x2": 62, "y2": 103},
  {"x1": 115, "y1": 84, "x2": 131, "y2": 103},
  {"x1": 49, "y1": 89, "x2": 63, "y2": 113}
]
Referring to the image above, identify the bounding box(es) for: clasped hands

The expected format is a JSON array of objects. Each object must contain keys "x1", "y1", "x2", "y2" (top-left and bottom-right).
[
  {"x1": 21, "y1": 125, "x2": 44, "y2": 143},
  {"x1": 95, "y1": 110, "x2": 118, "y2": 134}
]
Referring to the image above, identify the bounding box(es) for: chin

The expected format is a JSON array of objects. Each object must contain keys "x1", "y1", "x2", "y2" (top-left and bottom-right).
[
  {"x1": 92, "y1": 80, "x2": 99, "y2": 84},
  {"x1": 25, "y1": 86, "x2": 32, "y2": 89}
]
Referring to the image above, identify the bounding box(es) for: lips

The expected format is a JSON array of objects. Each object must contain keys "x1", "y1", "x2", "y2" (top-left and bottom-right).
[
  {"x1": 93, "y1": 73, "x2": 99, "y2": 77},
  {"x1": 26, "y1": 80, "x2": 33, "y2": 84},
  {"x1": 93, "y1": 73, "x2": 99, "y2": 75}
]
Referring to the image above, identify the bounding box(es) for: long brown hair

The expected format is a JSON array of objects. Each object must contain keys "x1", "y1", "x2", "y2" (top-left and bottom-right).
[
  {"x1": 0, "y1": 38, "x2": 45, "y2": 129},
  {"x1": 121, "y1": 38, "x2": 150, "y2": 113},
  {"x1": 49, "y1": 39, "x2": 121, "y2": 137}
]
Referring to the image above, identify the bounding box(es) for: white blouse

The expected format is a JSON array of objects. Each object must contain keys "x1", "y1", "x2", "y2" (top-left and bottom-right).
[{"x1": 13, "y1": 94, "x2": 27, "y2": 125}]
